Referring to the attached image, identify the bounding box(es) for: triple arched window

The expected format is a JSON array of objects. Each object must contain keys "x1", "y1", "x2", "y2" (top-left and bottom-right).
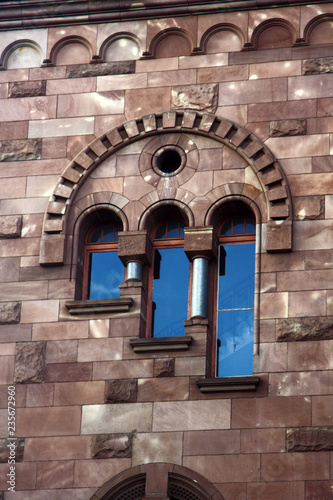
[{"x1": 81, "y1": 207, "x2": 256, "y2": 377}]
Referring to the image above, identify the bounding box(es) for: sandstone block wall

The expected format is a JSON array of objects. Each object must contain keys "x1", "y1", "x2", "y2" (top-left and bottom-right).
[{"x1": 0, "y1": 2, "x2": 332, "y2": 499}]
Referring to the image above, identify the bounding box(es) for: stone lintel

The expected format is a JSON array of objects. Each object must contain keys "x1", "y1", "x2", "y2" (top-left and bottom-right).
[
  {"x1": 66, "y1": 298, "x2": 133, "y2": 315},
  {"x1": 130, "y1": 337, "x2": 192, "y2": 352},
  {"x1": 118, "y1": 231, "x2": 153, "y2": 266},
  {"x1": 184, "y1": 226, "x2": 218, "y2": 261},
  {"x1": 196, "y1": 376, "x2": 260, "y2": 393},
  {"x1": 266, "y1": 219, "x2": 292, "y2": 252}
]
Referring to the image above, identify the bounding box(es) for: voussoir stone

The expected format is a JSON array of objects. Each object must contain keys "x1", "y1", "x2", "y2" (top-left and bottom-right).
[
  {"x1": 287, "y1": 427, "x2": 333, "y2": 452},
  {"x1": 276, "y1": 316, "x2": 333, "y2": 341},
  {"x1": 171, "y1": 84, "x2": 218, "y2": 113},
  {"x1": 8, "y1": 80, "x2": 46, "y2": 98},
  {"x1": 0, "y1": 216, "x2": 22, "y2": 238},
  {"x1": 105, "y1": 379, "x2": 137, "y2": 404},
  {"x1": 0, "y1": 301, "x2": 21, "y2": 324},
  {"x1": 91, "y1": 433, "x2": 133, "y2": 459},
  {"x1": 14, "y1": 341, "x2": 46, "y2": 383},
  {"x1": 303, "y1": 57, "x2": 333, "y2": 75},
  {"x1": 269, "y1": 119, "x2": 306, "y2": 137},
  {"x1": 0, "y1": 139, "x2": 41, "y2": 162}
]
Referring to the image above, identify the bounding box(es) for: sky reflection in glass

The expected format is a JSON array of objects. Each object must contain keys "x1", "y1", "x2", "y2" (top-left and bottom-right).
[
  {"x1": 217, "y1": 243, "x2": 255, "y2": 377},
  {"x1": 88, "y1": 251, "x2": 124, "y2": 300},
  {"x1": 152, "y1": 247, "x2": 189, "y2": 337}
]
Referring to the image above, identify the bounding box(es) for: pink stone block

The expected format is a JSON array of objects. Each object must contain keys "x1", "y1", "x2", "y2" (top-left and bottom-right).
[
  {"x1": 132, "y1": 432, "x2": 183, "y2": 466},
  {"x1": 33, "y1": 321, "x2": 89, "y2": 341},
  {"x1": 73, "y1": 458, "x2": 131, "y2": 487},
  {"x1": 153, "y1": 400, "x2": 231, "y2": 432},
  {"x1": 249, "y1": 60, "x2": 301, "y2": 79},
  {"x1": 25, "y1": 436, "x2": 91, "y2": 461},
  {"x1": 265, "y1": 134, "x2": 329, "y2": 159},
  {"x1": 269, "y1": 371, "x2": 333, "y2": 397},
  {"x1": 219, "y1": 78, "x2": 287, "y2": 106},
  {"x1": 46, "y1": 77, "x2": 96, "y2": 95},
  {"x1": 136, "y1": 57, "x2": 178, "y2": 73},
  {"x1": 261, "y1": 452, "x2": 330, "y2": 481},
  {"x1": 97, "y1": 73, "x2": 147, "y2": 91},
  {"x1": 184, "y1": 430, "x2": 240, "y2": 456},
  {"x1": 137, "y1": 377, "x2": 189, "y2": 402},
  {"x1": 241, "y1": 428, "x2": 285, "y2": 454},
  {"x1": 148, "y1": 69, "x2": 196, "y2": 87},
  {"x1": 289, "y1": 290, "x2": 326, "y2": 317},
  {"x1": 77, "y1": 338, "x2": 123, "y2": 362},
  {"x1": 248, "y1": 100, "x2": 316, "y2": 122},
  {"x1": 0, "y1": 462, "x2": 36, "y2": 490},
  {"x1": 277, "y1": 269, "x2": 333, "y2": 292},
  {"x1": 0, "y1": 355, "x2": 14, "y2": 384},
  {"x1": 259, "y1": 292, "x2": 288, "y2": 319},
  {"x1": 36, "y1": 460, "x2": 74, "y2": 489},
  {"x1": 289, "y1": 74, "x2": 333, "y2": 100},
  {"x1": 232, "y1": 397, "x2": 311, "y2": 428},
  {"x1": 57, "y1": 91, "x2": 124, "y2": 118},
  {"x1": 16, "y1": 406, "x2": 81, "y2": 437},
  {"x1": 0, "y1": 281, "x2": 48, "y2": 301},
  {"x1": 46, "y1": 340, "x2": 78, "y2": 363},
  {"x1": 26, "y1": 383, "x2": 54, "y2": 407},
  {"x1": 0, "y1": 96, "x2": 56, "y2": 122},
  {"x1": 247, "y1": 481, "x2": 306, "y2": 500},
  {"x1": 312, "y1": 396, "x2": 333, "y2": 426},
  {"x1": 183, "y1": 454, "x2": 260, "y2": 483},
  {"x1": 20, "y1": 300, "x2": 59, "y2": 323},
  {"x1": 287, "y1": 340, "x2": 333, "y2": 371},
  {"x1": 254, "y1": 342, "x2": 287, "y2": 373},
  {"x1": 54, "y1": 381, "x2": 105, "y2": 405},
  {"x1": 93, "y1": 359, "x2": 153, "y2": 380}
]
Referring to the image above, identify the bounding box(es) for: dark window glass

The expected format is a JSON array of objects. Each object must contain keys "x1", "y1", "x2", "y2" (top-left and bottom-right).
[
  {"x1": 152, "y1": 247, "x2": 189, "y2": 337},
  {"x1": 84, "y1": 222, "x2": 123, "y2": 300},
  {"x1": 88, "y1": 251, "x2": 124, "y2": 300},
  {"x1": 217, "y1": 242, "x2": 255, "y2": 377}
]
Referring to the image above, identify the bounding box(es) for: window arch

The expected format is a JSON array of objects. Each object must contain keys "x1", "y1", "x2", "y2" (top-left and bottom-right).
[
  {"x1": 148, "y1": 217, "x2": 190, "y2": 338},
  {"x1": 216, "y1": 213, "x2": 256, "y2": 377}
]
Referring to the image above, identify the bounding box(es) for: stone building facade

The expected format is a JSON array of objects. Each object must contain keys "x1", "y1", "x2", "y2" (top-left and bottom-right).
[{"x1": 0, "y1": 0, "x2": 333, "y2": 498}]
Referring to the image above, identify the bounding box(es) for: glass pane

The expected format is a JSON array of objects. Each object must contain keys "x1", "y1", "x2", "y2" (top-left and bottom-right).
[
  {"x1": 102, "y1": 224, "x2": 116, "y2": 242},
  {"x1": 220, "y1": 220, "x2": 231, "y2": 236},
  {"x1": 152, "y1": 247, "x2": 189, "y2": 337},
  {"x1": 217, "y1": 309, "x2": 254, "y2": 376},
  {"x1": 90, "y1": 227, "x2": 102, "y2": 243},
  {"x1": 88, "y1": 252, "x2": 123, "y2": 300},
  {"x1": 155, "y1": 221, "x2": 167, "y2": 239},
  {"x1": 246, "y1": 218, "x2": 255, "y2": 234},
  {"x1": 167, "y1": 220, "x2": 179, "y2": 238},
  {"x1": 218, "y1": 244, "x2": 255, "y2": 310},
  {"x1": 217, "y1": 243, "x2": 255, "y2": 377},
  {"x1": 233, "y1": 216, "x2": 244, "y2": 234}
]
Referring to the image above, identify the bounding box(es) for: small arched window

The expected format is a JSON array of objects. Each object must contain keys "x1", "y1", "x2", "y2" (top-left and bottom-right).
[
  {"x1": 83, "y1": 222, "x2": 124, "y2": 300},
  {"x1": 148, "y1": 218, "x2": 190, "y2": 337},
  {"x1": 216, "y1": 215, "x2": 256, "y2": 377}
]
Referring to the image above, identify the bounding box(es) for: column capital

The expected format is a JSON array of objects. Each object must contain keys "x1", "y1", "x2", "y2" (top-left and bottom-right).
[
  {"x1": 118, "y1": 230, "x2": 153, "y2": 265},
  {"x1": 184, "y1": 226, "x2": 218, "y2": 261}
]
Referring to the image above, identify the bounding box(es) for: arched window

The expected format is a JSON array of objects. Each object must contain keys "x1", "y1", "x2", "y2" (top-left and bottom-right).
[
  {"x1": 83, "y1": 222, "x2": 124, "y2": 300},
  {"x1": 148, "y1": 218, "x2": 190, "y2": 337},
  {"x1": 216, "y1": 214, "x2": 256, "y2": 377}
]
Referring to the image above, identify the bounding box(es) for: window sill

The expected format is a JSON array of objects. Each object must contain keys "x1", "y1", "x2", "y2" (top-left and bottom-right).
[
  {"x1": 130, "y1": 336, "x2": 192, "y2": 352},
  {"x1": 65, "y1": 298, "x2": 133, "y2": 315},
  {"x1": 196, "y1": 376, "x2": 260, "y2": 393}
]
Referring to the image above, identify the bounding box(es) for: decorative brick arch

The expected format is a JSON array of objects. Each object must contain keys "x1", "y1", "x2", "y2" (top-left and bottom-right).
[
  {"x1": 39, "y1": 110, "x2": 292, "y2": 265},
  {"x1": 90, "y1": 463, "x2": 225, "y2": 500}
]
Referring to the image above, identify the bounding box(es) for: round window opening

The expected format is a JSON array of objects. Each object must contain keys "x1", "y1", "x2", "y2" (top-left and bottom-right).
[{"x1": 152, "y1": 145, "x2": 185, "y2": 176}]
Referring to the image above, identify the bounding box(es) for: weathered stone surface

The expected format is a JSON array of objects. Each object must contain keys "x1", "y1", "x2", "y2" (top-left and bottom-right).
[
  {"x1": 0, "y1": 139, "x2": 42, "y2": 162},
  {"x1": 66, "y1": 61, "x2": 135, "y2": 79},
  {"x1": 0, "y1": 215, "x2": 22, "y2": 238},
  {"x1": 270, "y1": 119, "x2": 306, "y2": 137},
  {"x1": 277, "y1": 316, "x2": 333, "y2": 342},
  {"x1": 105, "y1": 379, "x2": 137, "y2": 404},
  {"x1": 91, "y1": 433, "x2": 133, "y2": 459},
  {"x1": 0, "y1": 302, "x2": 21, "y2": 324},
  {"x1": 266, "y1": 219, "x2": 292, "y2": 252},
  {"x1": 0, "y1": 438, "x2": 24, "y2": 463},
  {"x1": 14, "y1": 341, "x2": 46, "y2": 383},
  {"x1": 154, "y1": 358, "x2": 175, "y2": 378},
  {"x1": 293, "y1": 196, "x2": 324, "y2": 220},
  {"x1": 8, "y1": 81, "x2": 46, "y2": 98},
  {"x1": 171, "y1": 84, "x2": 218, "y2": 113},
  {"x1": 287, "y1": 427, "x2": 333, "y2": 452},
  {"x1": 304, "y1": 57, "x2": 333, "y2": 75}
]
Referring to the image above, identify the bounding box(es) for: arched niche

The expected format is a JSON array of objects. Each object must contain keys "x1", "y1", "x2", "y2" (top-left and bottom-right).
[
  {"x1": 90, "y1": 463, "x2": 225, "y2": 500},
  {"x1": 303, "y1": 14, "x2": 333, "y2": 45},
  {"x1": 145, "y1": 28, "x2": 193, "y2": 58},
  {"x1": 1, "y1": 39, "x2": 42, "y2": 69},
  {"x1": 39, "y1": 110, "x2": 293, "y2": 266},
  {"x1": 199, "y1": 24, "x2": 244, "y2": 53},
  {"x1": 49, "y1": 35, "x2": 92, "y2": 65},
  {"x1": 250, "y1": 18, "x2": 297, "y2": 49},
  {"x1": 99, "y1": 32, "x2": 142, "y2": 61}
]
